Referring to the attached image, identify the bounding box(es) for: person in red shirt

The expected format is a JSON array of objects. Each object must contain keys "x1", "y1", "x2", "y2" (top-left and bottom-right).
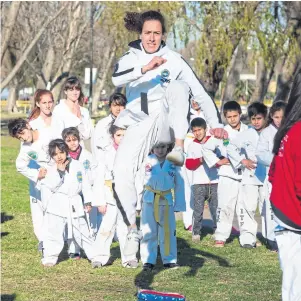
[{"x1": 269, "y1": 71, "x2": 301, "y2": 301}]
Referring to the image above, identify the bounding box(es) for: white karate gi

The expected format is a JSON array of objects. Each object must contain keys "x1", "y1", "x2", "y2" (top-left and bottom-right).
[
  {"x1": 227, "y1": 127, "x2": 266, "y2": 246},
  {"x1": 51, "y1": 99, "x2": 93, "y2": 145},
  {"x1": 93, "y1": 144, "x2": 136, "y2": 267},
  {"x1": 112, "y1": 40, "x2": 222, "y2": 226},
  {"x1": 256, "y1": 123, "x2": 278, "y2": 246},
  {"x1": 202, "y1": 123, "x2": 249, "y2": 242},
  {"x1": 41, "y1": 159, "x2": 101, "y2": 265},
  {"x1": 138, "y1": 154, "x2": 185, "y2": 265},
  {"x1": 16, "y1": 127, "x2": 53, "y2": 242}
]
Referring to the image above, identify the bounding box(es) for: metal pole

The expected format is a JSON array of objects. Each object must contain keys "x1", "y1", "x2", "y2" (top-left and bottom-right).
[{"x1": 89, "y1": 1, "x2": 94, "y2": 115}]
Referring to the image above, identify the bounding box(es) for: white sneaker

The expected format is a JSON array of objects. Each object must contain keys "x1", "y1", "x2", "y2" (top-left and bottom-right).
[
  {"x1": 166, "y1": 146, "x2": 185, "y2": 166},
  {"x1": 123, "y1": 228, "x2": 142, "y2": 257}
]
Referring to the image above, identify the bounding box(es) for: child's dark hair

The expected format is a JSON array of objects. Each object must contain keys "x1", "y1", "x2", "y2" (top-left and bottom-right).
[
  {"x1": 63, "y1": 76, "x2": 85, "y2": 106},
  {"x1": 223, "y1": 101, "x2": 242, "y2": 116},
  {"x1": 8, "y1": 118, "x2": 29, "y2": 138},
  {"x1": 62, "y1": 127, "x2": 81, "y2": 142},
  {"x1": 190, "y1": 117, "x2": 207, "y2": 130},
  {"x1": 124, "y1": 10, "x2": 166, "y2": 34},
  {"x1": 268, "y1": 101, "x2": 287, "y2": 125},
  {"x1": 109, "y1": 93, "x2": 127, "y2": 107},
  {"x1": 48, "y1": 139, "x2": 69, "y2": 158},
  {"x1": 247, "y1": 102, "x2": 268, "y2": 119},
  {"x1": 109, "y1": 122, "x2": 124, "y2": 137}
]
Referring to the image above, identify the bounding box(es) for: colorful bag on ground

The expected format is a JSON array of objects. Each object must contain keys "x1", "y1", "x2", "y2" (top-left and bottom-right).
[{"x1": 137, "y1": 289, "x2": 185, "y2": 301}]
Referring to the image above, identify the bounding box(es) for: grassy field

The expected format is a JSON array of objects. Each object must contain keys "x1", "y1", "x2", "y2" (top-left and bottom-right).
[{"x1": 1, "y1": 136, "x2": 282, "y2": 301}]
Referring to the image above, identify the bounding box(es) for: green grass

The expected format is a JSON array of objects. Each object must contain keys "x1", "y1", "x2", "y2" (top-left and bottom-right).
[{"x1": 1, "y1": 136, "x2": 282, "y2": 301}]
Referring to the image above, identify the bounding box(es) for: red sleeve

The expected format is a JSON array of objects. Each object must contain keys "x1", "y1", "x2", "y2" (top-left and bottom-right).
[
  {"x1": 293, "y1": 125, "x2": 301, "y2": 201},
  {"x1": 268, "y1": 156, "x2": 276, "y2": 184},
  {"x1": 186, "y1": 158, "x2": 202, "y2": 170}
]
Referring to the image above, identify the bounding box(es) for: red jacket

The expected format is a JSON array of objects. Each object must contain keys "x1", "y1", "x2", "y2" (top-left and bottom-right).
[{"x1": 269, "y1": 121, "x2": 301, "y2": 230}]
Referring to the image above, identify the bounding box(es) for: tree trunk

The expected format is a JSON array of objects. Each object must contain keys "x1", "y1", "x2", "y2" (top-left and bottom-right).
[
  {"x1": 92, "y1": 46, "x2": 116, "y2": 114},
  {"x1": 6, "y1": 81, "x2": 19, "y2": 113},
  {"x1": 221, "y1": 42, "x2": 245, "y2": 107},
  {"x1": 0, "y1": 4, "x2": 67, "y2": 90},
  {"x1": 250, "y1": 57, "x2": 266, "y2": 103},
  {"x1": 36, "y1": 44, "x2": 55, "y2": 89},
  {"x1": 1, "y1": 1, "x2": 21, "y2": 62}
]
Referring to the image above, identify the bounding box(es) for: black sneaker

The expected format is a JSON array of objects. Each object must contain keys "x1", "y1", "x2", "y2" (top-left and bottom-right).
[
  {"x1": 143, "y1": 263, "x2": 154, "y2": 272},
  {"x1": 163, "y1": 263, "x2": 179, "y2": 269},
  {"x1": 241, "y1": 244, "x2": 255, "y2": 249},
  {"x1": 69, "y1": 253, "x2": 81, "y2": 260}
]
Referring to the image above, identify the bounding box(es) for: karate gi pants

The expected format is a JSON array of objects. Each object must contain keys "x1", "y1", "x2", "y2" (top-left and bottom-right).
[
  {"x1": 140, "y1": 203, "x2": 177, "y2": 265},
  {"x1": 94, "y1": 204, "x2": 136, "y2": 266},
  {"x1": 114, "y1": 81, "x2": 190, "y2": 226},
  {"x1": 239, "y1": 184, "x2": 265, "y2": 246},
  {"x1": 275, "y1": 230, "x2": 301, "y2": 301}
]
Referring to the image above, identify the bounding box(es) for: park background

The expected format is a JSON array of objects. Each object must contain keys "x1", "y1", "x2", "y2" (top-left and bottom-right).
[{"x1": 1, "y1": 1, "x2": 301, "y2": 300}]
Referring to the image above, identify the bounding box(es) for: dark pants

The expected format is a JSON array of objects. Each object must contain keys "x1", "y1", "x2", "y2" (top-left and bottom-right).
[{"x1": 192, "y1": 184, "x2": 218, "y2": 235}]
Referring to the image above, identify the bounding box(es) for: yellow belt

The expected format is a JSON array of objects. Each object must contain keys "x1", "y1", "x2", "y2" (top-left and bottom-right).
[
  {"x1": 105, "y1": 180, "x2": 113, "y2": 192},
  {"x1": 145, "y1": 185, "x2": 172, "y2": 256}
]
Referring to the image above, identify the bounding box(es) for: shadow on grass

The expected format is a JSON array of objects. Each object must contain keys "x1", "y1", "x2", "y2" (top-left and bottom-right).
[
  {"x1": 1, "y1": 294, "x2": 16, "y2": 301},
  {"x1": 134, "y1": 236, "x2": 231, "y2": 290},
  {"x1": 1, "y1": 212, "x2": 14, "y2": 224}
]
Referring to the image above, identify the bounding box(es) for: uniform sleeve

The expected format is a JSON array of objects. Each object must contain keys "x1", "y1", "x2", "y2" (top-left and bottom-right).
[
  {"x1": 226, "y1": 132, "x2": 246, "y2": 169},
  {"x1": 92, "y1": 162, "x2": 106, "y2": 206},
  {"x1": 16, "y1": 148, "x2": 39, "y2": 182},
  {"x1": 173, "y1": 166, "x2": 186, "y2": 212},
  {"x1": 77, "y1": 109, "x2": 93, "y2": 140},
  {"x1": 179, "y1": 57, "x2": 222, "y2": 129},
  {"x1": 185, "y1": 143, "x2": 203, "y2": 170},
  {"x1": 50, "y1": 107, "x2": 67, "y2": 139},
  {"x1": 81, "y1": 166, "x2": 95, "y2": 205},
  {"x1": 112, "y1": 51, "x2": 143, "y2": 87},
  {"x1": 293, "y1": 129, "x2": 301, "y2": 201},
  {"x1": 202, "y1": 137, "x2": 221, "y2": 168},
  {"x1": 256, "y1": 130, "x2": 274, "y2": 166}
]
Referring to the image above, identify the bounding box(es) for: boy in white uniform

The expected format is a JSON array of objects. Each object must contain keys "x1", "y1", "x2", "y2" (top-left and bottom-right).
[
  {"x1": 62, "y1": 127, "x2": 98, "y2": 258},
  {"x1": 8, "y1": 118, "x2": 53, "y2": 249},
  {"x1": 227, "y1": 102, "x2": 268, "y2": 248},
  {"x1": 93, "y1": 124, "x2": 138, "y2": 268},
  {"x1": 91, "y1": 93, "x2": 127, "y2": 162},
  {"x1": 139, "y1": 143, "x2": 185, "y2": 271},
  {"x1": 41, "y1": 139, "x2": 103, "y2": 267},
  {"x1": 202, "y1": 101, "x2": 248, "y2": 247},
  {"x1": 256, "y1": 101, "x2": 286, "y2": 250},
  {"x1": 186, "y1": 118, "x2": 229, "y2": 241}
]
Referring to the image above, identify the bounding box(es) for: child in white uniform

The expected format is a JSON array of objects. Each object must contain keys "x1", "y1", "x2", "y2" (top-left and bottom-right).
[
  {"x1": 227, "y1": 102, "x2": 268, "y2": 248},
  {"x1": 139, "y1": 143, "x2": 185, "y2": 271},
  {"x1": 93, "y1": 124, "x2": 138, "y2": 268},
  {"x1": 8, "y1": 118, "x2": 53, "y2": 249},
  {"x1": 202, "y1": 101, "x2": 248, "y2": 247},
  {"x1": 62, "y1": 127, "x2": 98, "y2": 258},
  {"x1": 41, "y1": 139, "x2": 103, "y2": 267},
  {"x1": 51, "y1": 76, "x2": 93, "y2": 144},
  {"x1": 256, "y1": 101, "x2": 286, "y2": 250}
]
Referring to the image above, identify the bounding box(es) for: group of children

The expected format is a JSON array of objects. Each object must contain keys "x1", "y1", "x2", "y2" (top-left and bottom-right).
[{"x1": 8, "y1": 75, "x2": 287, "y2": 271}]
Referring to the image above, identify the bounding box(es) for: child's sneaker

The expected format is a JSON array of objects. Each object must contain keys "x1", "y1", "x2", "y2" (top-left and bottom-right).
[
  {"x1": 241, "y1": 244, "x2": 255, "y2": 249},
  {"x1": 192, "y1": 234, "x2": 200, "y2": 242},
  {"x1": 123, "y1": 228, "x2": 142, "y2": 257},
  {"x1": 163, "y1": 263, "x2": 179, "y2": 269},
  {"x1": 166, "y1": 146, "x2": 185, "y2": 166},
  {"x1": 124, "y1": 260, "x2": 138, "y2": 269},
  {"x1": 43, "y1": 262, "x2": 55, "y2": 268},
  {"x1": 91, "y1": 261, "x2": 103, "y2": 269},
  {"x1": 185, "y1": 225, "x2": 192, "y2": 232},
  {"x1": 69, "y1": 253, "x2": 81, "y2": 260},
  {"x1": 143, "y1": 263, "x2": 154, "y2": 272},
  {"x1": 214, "y1": 240, "x2": 225, "y2": 248}
]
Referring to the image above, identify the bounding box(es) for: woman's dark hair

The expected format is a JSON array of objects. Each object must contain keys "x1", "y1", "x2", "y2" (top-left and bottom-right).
[
  {"x1": 109, "y1": 122, "x2": 124, "y2": 137},
  {"x1": 62, "y1": 127, "x2": 80, "y2": 142},
  {"x1": 124, "y1": 10, "x2": 166, "y2": 34},
  {"x1": 223, "y1": 101, "x2": 242, "y2": 116},
  {"x1": 8, "y1": 118, "x2": 28, "y2": 137},
  {"x1": 28, "y1": 89, "x2": 54, "y2": 121},
  {"x1": 190, "y1": 117, "x2": 207, "y2": 130},
  {"x1": 48, "y1": 139, "x2": 69, "y2": 158},
  {"x1": 273, "y1": 71, "x2": 301, "y2": 154},
  {"x1": 247, "y1": 102, "x2": 268, "y2": 119},
  {"x1": 267, "y1": 101, "x2": 287, "y2": 125},
  {"x1": 109, "y1": 93, "x2": 127, "y2": 107},
  {"x1": 63, "y1": 76, "x2": 85, "y2": 106}
]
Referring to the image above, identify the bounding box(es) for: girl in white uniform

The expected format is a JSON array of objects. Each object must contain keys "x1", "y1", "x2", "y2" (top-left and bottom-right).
[
  {"x1": 51, "y1": 76, "x2": 93, "y2": 145},
  {"x1": 256, "y1": 101, "x2": 287, "y2": 250},
  {"x1": 93, "y1": 124, "x2": 138, "y2": 268},
  {"x1": 139, "y1": 143, "x2": 185, "y2": 271},
  {"x1": 27, "y1": 90, "x2": 54, "y2": 250},
  {"x1": 41, "y1": 139, "x2": 103, "y2": 268}
]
